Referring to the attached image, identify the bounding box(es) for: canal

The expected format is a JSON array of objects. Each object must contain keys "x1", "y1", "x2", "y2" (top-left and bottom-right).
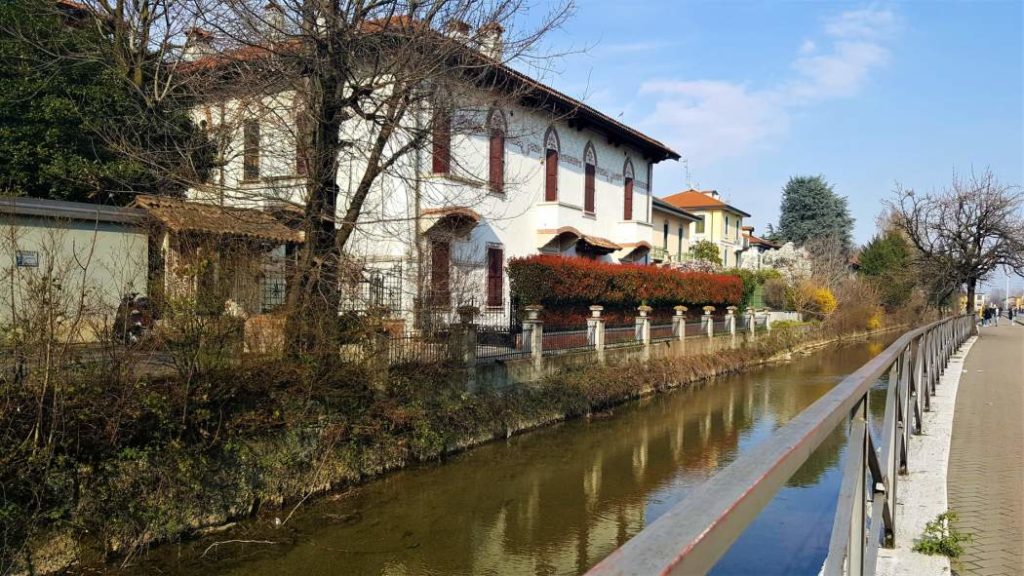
[{"x1": 124, "y1": 335, "x2": 896, "y2": 576}]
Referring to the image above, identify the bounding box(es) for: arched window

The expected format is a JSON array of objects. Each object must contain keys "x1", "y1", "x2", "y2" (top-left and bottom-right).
[
  {"x1": 544, "y1": 126, "x2": 560, "y2": 202},
  {"x1": 488, "y1": 109, "x2": 506, "y2": 194},
  {"x1": 623, "y1": 158, "x2": 635, "y2": 220},
  {"x1": 583, "y1": 141, "x2": 596, "y2": 214},
  {"x1": 432, "y1": 102, "x2": 451, "y2": 174}
]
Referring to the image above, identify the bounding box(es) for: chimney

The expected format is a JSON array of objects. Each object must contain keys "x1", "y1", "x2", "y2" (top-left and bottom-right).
[
  {"x1": 741, "y1": 225, "x2": 754, "y2": 236},
  {"x1": 704, "y1": 189, "x2": 720, "y2": 199},
  {"x1": 446, "y1": 19, "x2": 471, "y2": 42},
  {"x1": 478, "y1": 21, "x2": 504, "y2": 60},
  {"x1": 183, "y1": 28, "x2": 214, "y2": 62}
]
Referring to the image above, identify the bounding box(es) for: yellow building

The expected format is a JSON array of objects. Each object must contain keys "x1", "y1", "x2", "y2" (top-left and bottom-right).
[
  {"x1": 660, "y1": 189, "x2": 751, "y2": 267},
  {"x1": 650, "y1": 197, "x2": 702, "y2": 264}
]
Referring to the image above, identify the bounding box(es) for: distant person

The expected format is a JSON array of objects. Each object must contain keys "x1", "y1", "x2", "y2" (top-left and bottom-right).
[{"x1": 982, "y1": 307, "x2": 992, "y2": 327}]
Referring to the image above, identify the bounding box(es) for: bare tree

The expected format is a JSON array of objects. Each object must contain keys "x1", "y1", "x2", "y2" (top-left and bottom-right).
[
  {"x1": 16, "y1": 0, "x2": 573, "y2": 356},
  {"x1": 184, "y1": 1, "x2": 572, "y2": 356},
  {"x1": 889, "y1": 169, "x2": 1024, "y2": 313}
]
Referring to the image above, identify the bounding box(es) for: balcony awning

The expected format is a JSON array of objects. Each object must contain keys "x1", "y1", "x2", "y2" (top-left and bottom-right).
[
  {"x1": 577, "y1": 234, "x2": 622, "y2": 255},
  {"x1": 615, "y1": 241, "x2": 652, "y2": 262},
  {"x1": 537, "y1": 227, "x2": 622, "y2": 255},
  {"x1": 421, "y1": 206, "x2": 480, "y2": 237}
]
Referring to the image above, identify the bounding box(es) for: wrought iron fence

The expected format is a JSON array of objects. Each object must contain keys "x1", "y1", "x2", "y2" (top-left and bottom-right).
[
  {"x1": 476, "y1": 300, "x2": 528, "y2": 361},
  {"x1": 544, "y1": 327, "x2": 596, "y2": 353},
  {"x1": 650, "y1": 323, "x2": 675, "y2": 342},
  {"x1": 383, "y1": 333, "x2": 456, "y2": 366},
  {"x1": 605, "y1": 323, "x2": 638, "y2": 347},
  {"x1": 586, "y1": 314, "x2": 975, "y2": 576},
  {"x1": 340, "y1": 264, "x2": 404, "y2": 314}
]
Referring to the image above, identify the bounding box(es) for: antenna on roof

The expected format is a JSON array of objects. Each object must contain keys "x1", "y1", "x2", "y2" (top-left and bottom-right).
[{"x1": 683, "y1": 159, "x2": 692, "y2": 189}]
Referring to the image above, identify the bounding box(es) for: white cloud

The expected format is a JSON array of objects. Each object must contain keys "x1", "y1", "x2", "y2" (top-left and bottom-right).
[
  {"x1": 641, "y1": 80, "x2": 787, "y2": 165},
  {"x1": 638, "y1": 7, "x2": 898, "y2": 167}
]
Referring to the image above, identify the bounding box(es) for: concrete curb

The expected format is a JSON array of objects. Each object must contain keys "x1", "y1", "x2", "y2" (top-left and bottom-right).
[{"x1": 876, "y1": 336, "x2": 978, "y2": 576}]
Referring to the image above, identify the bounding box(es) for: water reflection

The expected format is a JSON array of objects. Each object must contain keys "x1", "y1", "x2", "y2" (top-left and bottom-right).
[{"x1": 126, "y1": 337, "x2": 895, "y2": 576}]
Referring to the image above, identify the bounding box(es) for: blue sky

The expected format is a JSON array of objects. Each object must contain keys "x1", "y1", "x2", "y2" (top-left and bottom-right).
[{"x1": 520, "y1": 0, "x2": 1024, "y2": 247}]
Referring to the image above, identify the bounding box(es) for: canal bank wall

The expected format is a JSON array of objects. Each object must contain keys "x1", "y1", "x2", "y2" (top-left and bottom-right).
[{"x1": 17, "y1": 323, "x2": 905, "y2": 575}]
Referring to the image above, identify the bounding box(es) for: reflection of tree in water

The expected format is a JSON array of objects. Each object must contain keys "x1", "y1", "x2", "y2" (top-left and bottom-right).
[{"x1": 131, "y1": 338, "x2": 898, "y2": 576}]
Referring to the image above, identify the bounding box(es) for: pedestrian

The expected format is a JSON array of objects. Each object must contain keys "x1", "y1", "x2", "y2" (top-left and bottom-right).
[{"x1": 982, "y1": 306, "x2": 991, "y2": 327}]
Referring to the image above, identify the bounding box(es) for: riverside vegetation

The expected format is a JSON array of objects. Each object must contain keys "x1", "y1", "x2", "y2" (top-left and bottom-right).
[{"x1": 0, "y1": 311, "x2": 912, "y2": 574}]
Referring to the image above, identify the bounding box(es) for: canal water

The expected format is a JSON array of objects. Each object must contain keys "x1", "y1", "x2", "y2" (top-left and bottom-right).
[{"x1": 127, "y1": 336, "x2": 895, "y2": 576}]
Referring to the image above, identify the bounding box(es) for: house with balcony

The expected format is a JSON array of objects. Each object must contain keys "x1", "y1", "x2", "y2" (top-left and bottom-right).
[
  {"x1": 180, "y1": 18, "x2": 679, "y2": 329},
  {"x1": 660, "y1": 189, "x2": 751, "y2": 267},
  {"x1": 650, "y1": 197, "x2": 702, "y2": 264}
]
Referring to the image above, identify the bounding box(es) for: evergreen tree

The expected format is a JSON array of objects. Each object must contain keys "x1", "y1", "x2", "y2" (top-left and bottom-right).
[
  {"x1": 0, "y1": 0, "x2": 209, "y2": 203},
  {"x1": 859, "y1": 230, "x2": 914, "y2": 308},
  {"x1": 775, "y1": 176, "x2": 855, "y2": 251}
]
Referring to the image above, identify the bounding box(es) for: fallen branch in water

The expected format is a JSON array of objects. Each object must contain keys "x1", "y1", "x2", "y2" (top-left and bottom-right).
[{"x1": 201, "y1": 539, "x2": 279, "y2": 558}]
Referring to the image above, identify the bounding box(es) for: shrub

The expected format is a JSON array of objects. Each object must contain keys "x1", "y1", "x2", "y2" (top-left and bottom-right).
[
  {"x1": 787, "y1": 281, "x2": 837, "y2": 318},
  {"x1": 689, "y1": 240, "x2": 722, "y2": 265},
  {"x1": 507, "y1": 255, "x2": 743, "y2": 315},
  {"x1": 725, "y1": 268, "x2": 784, "y2": 309},
  {"x1": 763, "y1": 278, "x2": 790, "y2": 310}
]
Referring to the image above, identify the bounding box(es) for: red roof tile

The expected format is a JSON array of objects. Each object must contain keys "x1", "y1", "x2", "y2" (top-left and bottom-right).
[{"x1": 660, "y1": 190, "x2": 751, "y2": 217}]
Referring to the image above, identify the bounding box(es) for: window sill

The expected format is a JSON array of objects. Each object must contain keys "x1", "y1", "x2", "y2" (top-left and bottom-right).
[
  {"x1": 424, "y1": 173, "x2": 487, "y2": 190},
  {"x1": 583, "y1": 211, "x2": 596, "y2": 219},
  {"x1": 537, "y1": 200, "x2": 584, "y2": 211}
]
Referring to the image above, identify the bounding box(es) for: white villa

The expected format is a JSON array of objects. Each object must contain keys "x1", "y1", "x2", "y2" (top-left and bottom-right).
[{"x1": 179, "y1": 21, "x2": 679, "y2": 327}]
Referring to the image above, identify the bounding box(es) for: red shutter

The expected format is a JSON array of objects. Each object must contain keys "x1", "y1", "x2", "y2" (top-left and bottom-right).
[
  {"x1": 486, "y1": 247, "x2": 503, "y2": 307},
  {"x1": 545, "y1": 148, "x2": 558, "y2": 201},
  {"x1": 489, "y1": 129, "x2": 504, "y2": 194},
  {"x1": 623, "y1": 177, "x2": 634, "y2": 220},
  {"x1": 584, "y1": 164, "x2": 595, "y2": 213},
  {"x1": 431, "y1": 240, "x2": 450, "y2": 306},
  {"x1": 432, "y1": 108, "x2": 450, "y2": 174}
]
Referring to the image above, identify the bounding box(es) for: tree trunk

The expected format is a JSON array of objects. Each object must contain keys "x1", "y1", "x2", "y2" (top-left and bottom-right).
[
  {"x1": 966, "y1": 277, "x2": 977, "y2": 314},
  {"x1": 284, "y1": 3, "x2": 344, "y2": 358}
]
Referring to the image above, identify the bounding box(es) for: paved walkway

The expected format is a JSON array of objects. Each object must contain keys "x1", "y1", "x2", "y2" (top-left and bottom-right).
[{"x1": 947, "y1": 322, "x2": 1024, "y2": 575}]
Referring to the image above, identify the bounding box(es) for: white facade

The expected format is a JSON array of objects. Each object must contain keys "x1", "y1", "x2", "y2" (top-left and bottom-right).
[{"x1": 189, "y1": 69, "x2": 675, "y2": 321}]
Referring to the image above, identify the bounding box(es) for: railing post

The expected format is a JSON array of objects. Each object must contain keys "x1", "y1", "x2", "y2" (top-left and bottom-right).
[
  {"x1": 523, "y1": 305, "x2": 544, "y2": 367},
  {"x1": 588, "y1": 304, "x2": 605, "y2": 352},
  {"x1": 672, "y1": 305, "x2": 688, "y2": 342},
  {"x1": 726, "y1": 306, "x2": 737, "y2": 336},
  {"x1": 636, "y1": 305, "x2": 652, "y2": 346},
  {"x1": 456, "y1": 305, "x2": 479, "y2": 389},
  {"x1": 703, "y1": 306, "x2": 715, "y2": 338},
  {"x1": 746, "y1": 306, "x2": 755, "y2": 336}
]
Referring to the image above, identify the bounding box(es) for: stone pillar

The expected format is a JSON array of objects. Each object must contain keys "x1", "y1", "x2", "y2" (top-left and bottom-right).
[
  {"x1": 726, "y1": 306, "x2": 737, "y2": 335},
  {"x1": 745, "y1": 307, "x2": 755, "y2": 336},
  {"x1": 523, "y1": 305, "x2": 544, "y2": 367},
  {"x1": 672, "y1": 305, "x2": 688, "y2": 342},
  {"x1": 588, "y1": 305, "x2": 606, "y2": 351},
  {"x1": 636, "y1": 305, "x2": 652, "y2": 346},
  {"x1": 702, "y1": 306, "x2": 715, "y2": 338},
  {"x1": 762, "y1": 309, "x2": 772, "y2": 332},
  {"x1": 455, "y1": 305, "x2": 479, "y2": 389}
]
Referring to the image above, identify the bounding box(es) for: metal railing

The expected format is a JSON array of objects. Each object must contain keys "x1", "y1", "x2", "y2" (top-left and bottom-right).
[{"x1": 587, "y1": 314, "x2": 975, "y2": 576}]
